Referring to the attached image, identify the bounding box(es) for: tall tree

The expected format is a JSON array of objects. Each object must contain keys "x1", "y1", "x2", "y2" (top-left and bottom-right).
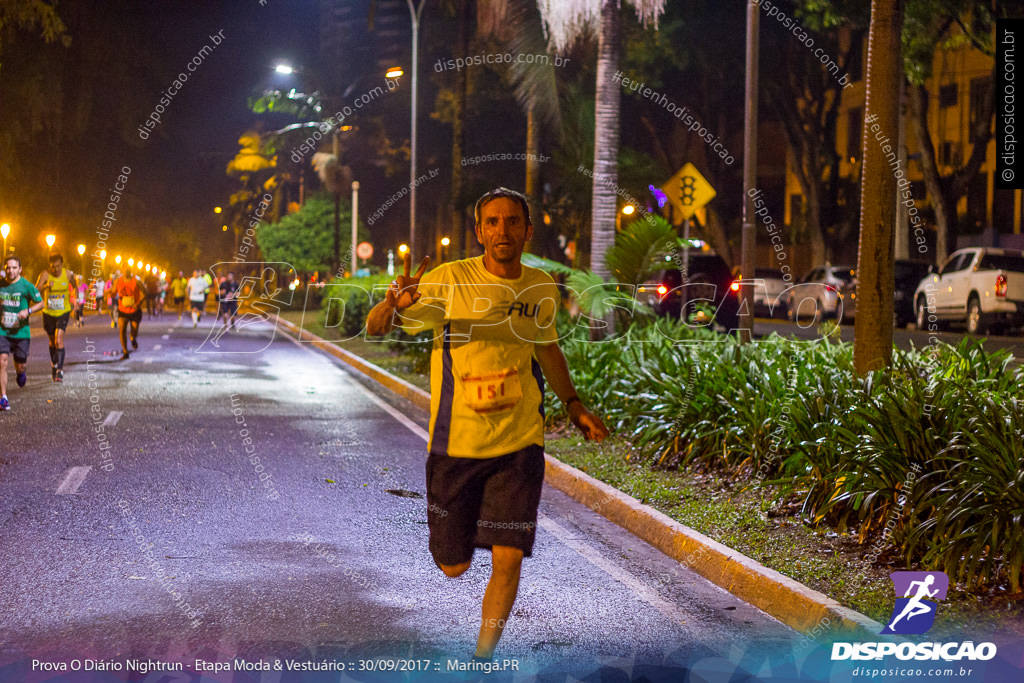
[
  {"x1": 904, "y1": 1, "x2": 1002, "y2": 263},
  {"x1": 538, "y1": 0, "x2": 666, "y2": 277},
  {"x1": 855, "y1": 0, "x2": 903, "y2": 374},
  {"x1": 762, "y1": 3, "x2": 868, "y2": 265}
]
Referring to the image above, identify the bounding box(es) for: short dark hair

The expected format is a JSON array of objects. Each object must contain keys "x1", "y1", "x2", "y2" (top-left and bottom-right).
[
  {"x1": 5, "y1": 255, "x2": 21, "y2": 268},
  {"x1": 474, "y1": 187, "x2": 532, "y2": 226},
  {"x1": 49, "y1": 253, "x2": 64, "y2": 263}
]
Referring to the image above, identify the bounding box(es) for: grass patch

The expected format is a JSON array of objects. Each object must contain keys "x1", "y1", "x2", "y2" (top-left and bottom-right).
[{"x1": 544, "y1": 432, "x2": 1023, "y2": 639}]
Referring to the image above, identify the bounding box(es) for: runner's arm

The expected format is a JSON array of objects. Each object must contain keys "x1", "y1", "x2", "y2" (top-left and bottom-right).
[{"x1": 534, "y1": 342, "x2": 609, "y2": 442}]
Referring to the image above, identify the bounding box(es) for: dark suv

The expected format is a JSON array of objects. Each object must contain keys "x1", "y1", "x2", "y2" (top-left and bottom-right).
[{"x1": 638, "y1": 253, "x2": 740, "y2": 331}]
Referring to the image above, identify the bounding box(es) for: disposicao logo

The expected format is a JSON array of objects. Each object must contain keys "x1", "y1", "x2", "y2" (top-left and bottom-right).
[
  {"x1": 880, "y1": 571, "x2": 948, "y2": 635},
  {"x1": 831, "y1": 570, "x2": 998, "y2": 662}
]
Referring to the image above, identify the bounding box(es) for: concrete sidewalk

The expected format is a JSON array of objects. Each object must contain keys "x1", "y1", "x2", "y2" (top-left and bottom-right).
[{"x1": 272, "y1": 314, "x2": 882, "y2": 641}]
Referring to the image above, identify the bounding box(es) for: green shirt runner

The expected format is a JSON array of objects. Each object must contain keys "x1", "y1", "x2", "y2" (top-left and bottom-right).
[{"x1": 1, "y1": 278, "x2": 43, "y2": 339}]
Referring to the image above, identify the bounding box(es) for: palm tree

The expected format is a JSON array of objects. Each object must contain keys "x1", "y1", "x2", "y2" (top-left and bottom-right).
[
  {"x1": 538, "y1": 0, "x2": 666, "y2": 278},
  {"x1": 854, "y1": 0, "x2": 903, "y2": 374}
]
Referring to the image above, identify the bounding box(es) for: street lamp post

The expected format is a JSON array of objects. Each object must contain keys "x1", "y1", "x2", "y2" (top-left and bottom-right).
[
  {"x1": 351, "y1": 181, "x2": 360, "y2": 277},
  {"x1": 406, "y1": 0, "x2": 427, "y2": 258}
]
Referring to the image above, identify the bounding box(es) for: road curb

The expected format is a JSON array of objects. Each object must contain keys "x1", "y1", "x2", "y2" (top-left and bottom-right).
[{"x1": 272, "y1": 314, "x2": 882, "y2": 640}]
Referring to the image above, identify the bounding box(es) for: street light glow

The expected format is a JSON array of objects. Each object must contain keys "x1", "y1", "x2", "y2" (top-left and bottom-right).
[
  {"x1": 77, "y1": 244, "x2": 86, "y2": 255},
  {"x1": 115, "y1": 255, "x2": 122, "y2": 264},
  {"x1": 100, "y1": 250, "x2": 107, "y2": 259},
  {"x1": 128, "y1": 258, "x2": 134, "y2": 267},
  {"x1": 621, "y1": 205, "x2": 635, "y2": 215},
  {"x1": 386, "y1": 67, "x2": 404, "y2": 78},
  {"x1": 398, "y1": 244, "x2": 409, "y2": 255},
  {"x1": 214, "y1": 206, "x2": 222, "y2": 214},
  {"x1": 45, "y1": 234, "x2": 56, "y2": 248},
  {"x1": 0, "y1": 224, "x2": 9, "y2": 239},
  {"x1": 275, "y1": 64, "x2": 294, "y2": 75},
  {"x1": 441, "y1": 237, "x2": 450, "y2": 246}
]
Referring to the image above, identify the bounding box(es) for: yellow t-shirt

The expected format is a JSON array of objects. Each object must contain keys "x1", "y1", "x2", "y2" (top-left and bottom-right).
[
  {"x1": 399, "y1": 256, "x2": 561, "y2": 458},
  {"x1": 42, "y1": 268, "x2": 73, "y2": 316}
]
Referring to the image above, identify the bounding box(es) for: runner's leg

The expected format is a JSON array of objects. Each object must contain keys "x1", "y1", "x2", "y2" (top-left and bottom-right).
[
  {"x1": 475, "y1": 545, "x2": 524, "y2": 659},
  {"x1": 118, "y1": 316, "x2": 130, "y2": 357}
]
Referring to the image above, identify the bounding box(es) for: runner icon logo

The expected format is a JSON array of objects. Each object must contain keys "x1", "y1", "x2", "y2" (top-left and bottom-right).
[{"x1": 880, "y1": 571, "x2": 948, "y2": 635}]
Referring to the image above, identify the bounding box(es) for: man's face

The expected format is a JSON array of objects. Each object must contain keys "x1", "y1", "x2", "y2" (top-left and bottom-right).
[
  {"x1": 475, "y1": 197, "x2": 533, "y2": 265},
  {"x1": 48, "y1": 259, "x2": 62, "y2": 276},
  {"x1": 5, "y1": 259, "x2": 21, "y2": 280}
]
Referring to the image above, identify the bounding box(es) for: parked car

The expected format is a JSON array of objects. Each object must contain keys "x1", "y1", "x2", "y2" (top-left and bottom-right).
[
  {"x1": 638, "y1": 252, "x2": 740, "y2": 331},
  {"x1": 895, "y1": 260, "x2": 932, "y2": 327},
  {"x1": 838, "y1": 259, "x2": 931, "y2": 327},
  {"x1": 785, "y1": 263, "x2": 856, "y2": 323},
  {"x1": 729, "y1": 268, "x2": 789, "y2": 318},
  {"x1": 913, "y1": 247, "x2": 1024, "y2": 334}
]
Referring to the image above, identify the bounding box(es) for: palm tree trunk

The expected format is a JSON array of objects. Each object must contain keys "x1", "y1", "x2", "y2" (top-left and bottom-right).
[
  {"x1": 448, "y1": 0, "x2": 470, "y2": 260},
  {"x1": 590, "y1": 0, "x2": 621, "y2": 280},
  {"x1": 854, "y1": 0, "x2": 902, "y2": 374}
]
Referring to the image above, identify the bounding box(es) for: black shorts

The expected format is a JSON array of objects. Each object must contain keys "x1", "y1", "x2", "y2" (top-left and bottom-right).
[
  {"x1": 174, "y1": 296, "x2": 185, "y2": 305},
  {"x1": 43, "y1": 312, "x2": 70, "y2": 335},
  {"x1": 0, "y1": 335, "x2": 30, "y2": 363},
  {"x1": 119, "y1": 309, "x2": 142, "y2": 323},
  {"x1": 425, "y1": 444, "x2": 545, "y2": 566},
  {"x1": 190, "y1": 299, "x2": 205, "y2": 311}
]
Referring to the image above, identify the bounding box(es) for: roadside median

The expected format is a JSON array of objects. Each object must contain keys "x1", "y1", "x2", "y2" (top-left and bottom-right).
[{"x1": 271, "y1": 313, "x2": 882, "y2": 640}]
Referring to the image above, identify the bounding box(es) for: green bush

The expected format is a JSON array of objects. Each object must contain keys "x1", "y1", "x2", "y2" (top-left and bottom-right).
[
  {"x1": 554, "y1": 320, "x2": 1024, "y2": 591},
  {"x1": 319, "y1": 273, "x2": 392, "y2": 337}
]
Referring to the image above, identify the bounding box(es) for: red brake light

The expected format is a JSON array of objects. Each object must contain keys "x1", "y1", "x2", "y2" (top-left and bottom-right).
[
  {"x1": 657, "y1": 284, "x2": 668, "y2": 297},
  {"x1": 996, "y1": 274, "x2": 1007, "y2": 298},
  {"x1": 730, "y1": 281, "x2": 740, "y2": 292}
]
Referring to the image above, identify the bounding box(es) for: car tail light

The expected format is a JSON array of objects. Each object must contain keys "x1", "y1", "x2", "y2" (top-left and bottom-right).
[
  {"x1": 996, "y1": 274, "x2": 1007, "y2": 298},
  {"x1": 657, "y1": 284, "x2": 668, "y2": 297}
]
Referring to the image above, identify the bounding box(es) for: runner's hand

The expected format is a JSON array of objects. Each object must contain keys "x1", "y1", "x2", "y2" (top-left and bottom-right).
[
  {"x1": 569, "y1": 402, "x2": 610, "y2": 442},
  {"x1": 386, "y1": 254, "x2": 430, "y2": 311}
]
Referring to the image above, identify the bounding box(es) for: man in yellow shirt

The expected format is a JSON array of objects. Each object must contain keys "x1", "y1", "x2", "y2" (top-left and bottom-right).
[
  {"x1": 367, "y1": 187, "x2": 607, "y2": 660},
  {"x1": 170, "y1": 270, "x2": 188, "y2": 319},
  {"x1": 36, "y1": 253, "x2": 78, "y2": 382}
]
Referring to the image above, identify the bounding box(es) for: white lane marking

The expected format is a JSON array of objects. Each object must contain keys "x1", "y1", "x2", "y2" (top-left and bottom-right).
[
  {"x1": 144, "y1": 357, "x2": 154, "y2": 364},
  {"x1": 350, "y1": 381, "x2": 430, "y2": 441},
  {"x1": 154, "y1": 344, "x2": 162, "y2": 350},
  {"x1": 538, "y1": 514, "x2": 717, "y2": 640},
  {"x1": 162, "y1": 334, "x2": 170, "y2": 340},
  {"x1": 56, "y1": 466, "x2": 92, "y2": 495},
  {"x1": 102, "y1": 411, "x2": 123, "y2": 426},
  {"x1": 339, "y1": 359, "x2": 719, "y2": 644}
]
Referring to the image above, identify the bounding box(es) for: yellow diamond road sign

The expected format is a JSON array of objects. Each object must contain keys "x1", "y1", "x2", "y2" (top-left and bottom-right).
[{"x1": 663, "y1": 163, "x2": 716, "y2": 219}]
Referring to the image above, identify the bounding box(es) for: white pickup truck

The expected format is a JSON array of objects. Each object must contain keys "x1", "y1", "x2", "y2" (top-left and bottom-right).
[{"x1": 913, "y1": 247, "x2": 1024, "y2": 334}]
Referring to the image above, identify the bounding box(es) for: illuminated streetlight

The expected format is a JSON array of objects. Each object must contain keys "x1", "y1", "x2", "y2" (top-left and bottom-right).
[
  {"x1": 214, "y1": 206, "x2": 223, "y2": 214},
  {"x1": 100, "y1": 249, "x2": 107, "y2": 259},
  {"x1": 621, "y1": 205, "x2": 635, "y2": 215},
  {"x1": 1, "y1": 223, "x2": 9, "y2": 256},
  {"x1": 274, "y1": 63, "x2": 294, "y2": 75},
  {"x1": 45, "y1": 234, "x2": 56, "y2": 248},
  {"x1": 398, "y1": 244, "x2": 409, "y2": 255},
  {"x1": 128, "y1": 258, "x2": 135, "y2": 267},
  {"x1": 386, "y1": 67, "x2": 404, "y2": 78},
  {"x1": 115, "y1": 255, "x2": 122, "y2": 264}
]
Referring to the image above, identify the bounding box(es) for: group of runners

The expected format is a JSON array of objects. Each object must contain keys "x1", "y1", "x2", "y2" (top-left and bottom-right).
[
  {"x1": 4, "y1": 186, "x2": 603, "y2": 660},
  {"x1": 0, "y1": 254, "x2": 242, "y2": 410}
]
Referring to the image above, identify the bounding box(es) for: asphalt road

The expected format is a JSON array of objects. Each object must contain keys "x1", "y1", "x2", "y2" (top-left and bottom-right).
[{"x1": 0, "y1": 311, "x2": 800, "y2": 682}]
